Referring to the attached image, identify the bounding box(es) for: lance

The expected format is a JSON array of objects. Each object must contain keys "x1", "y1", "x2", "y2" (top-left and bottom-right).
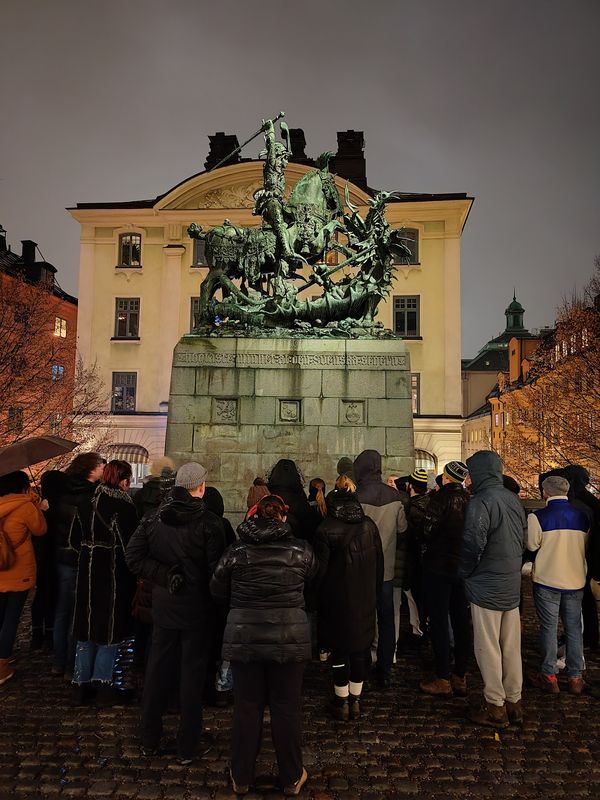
[{"x1": 209, "y1": 111, "x2": 286, "y2": 172}]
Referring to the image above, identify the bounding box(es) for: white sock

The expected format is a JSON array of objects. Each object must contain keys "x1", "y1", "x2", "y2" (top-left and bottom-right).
[
  {"x1": 334, "y1": 684, "x2": 349, "y2": 698},
  {"x1": 349, "y1": 681, "x2": 363, "y2": 697}
]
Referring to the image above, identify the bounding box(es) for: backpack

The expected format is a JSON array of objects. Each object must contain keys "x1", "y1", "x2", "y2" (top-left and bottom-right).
[{"x1": 0, "y1": 520, "x2": 29, "y2": 571}]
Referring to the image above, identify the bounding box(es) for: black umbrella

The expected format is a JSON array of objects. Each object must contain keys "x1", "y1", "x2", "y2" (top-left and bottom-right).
[{"x1": 0, "y1": 436, "x2": 78, "y2": 478}]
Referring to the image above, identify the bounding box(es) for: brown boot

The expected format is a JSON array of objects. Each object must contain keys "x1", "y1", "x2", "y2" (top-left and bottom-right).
[
  {"x1": 529, "y1": 671, "x2": 560, "y2": 694},
  {"x1": 451, "y1": 674, "x2": 467, "y2": 697},
  {"x1": 0, "y1": 658, "x2": 15, "y2": 686},
  {"x1": 505, "y1": 700, "x2": 523, "y2": 725},
  {"x1": 419, "y1": 677, "x2": 452, "y2": 696},
  {"x1": 469, "y1": 701, "x2": 510, "y2": 728},
  {"x1": 568, "y1": 677, "x2": 587, "y2": 696}
]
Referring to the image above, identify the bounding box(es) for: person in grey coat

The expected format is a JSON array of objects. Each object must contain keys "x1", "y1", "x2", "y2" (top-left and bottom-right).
[{"x1": 459, "y1": 450, "x2": 526, "y2": 728}]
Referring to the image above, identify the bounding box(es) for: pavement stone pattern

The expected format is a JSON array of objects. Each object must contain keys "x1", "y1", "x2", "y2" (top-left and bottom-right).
[{"x1": 1, "y1": 578, "x2": 599, "y2": 799}]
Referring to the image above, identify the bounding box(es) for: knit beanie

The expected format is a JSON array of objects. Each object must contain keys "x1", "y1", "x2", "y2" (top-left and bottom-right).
[
  {"x1": 408, "y1": 468, "x2": 428, "y2": 489},
  {"x1": 337, "y1": 457, "x2": 355, "y2": 480},
  {"x1": 175, "y1": 462, "x2": 208, "y2": 490},
  {"x1": 443, "y1": 461, "x2": 469, "y2": 484}
]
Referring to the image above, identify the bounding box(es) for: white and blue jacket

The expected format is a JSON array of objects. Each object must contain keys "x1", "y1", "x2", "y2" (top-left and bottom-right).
[{"x1": 527, "y1": 497, "x2": 590, "y2": 591}]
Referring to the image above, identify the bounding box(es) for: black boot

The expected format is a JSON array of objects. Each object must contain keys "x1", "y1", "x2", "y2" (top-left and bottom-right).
[{"x1": 71, "y1": 682, "x2": 95, "y2": 706}]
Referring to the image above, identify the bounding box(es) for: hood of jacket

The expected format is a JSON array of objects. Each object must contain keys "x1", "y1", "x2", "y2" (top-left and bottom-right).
[
  {"x1": 203, "y1": 486, "x2": 225, "y2": 518},
  {"x1": 237, "y1": 516, "x2": 292, "y2": 544},
  {"x1": 565, "y1": 465, "x2": 591, "y2": 497},
  {"x1": 268, "y1": 459, "x2": 305, "y2": 496},
  {"x1": 0, "y1": 493, "x2": 33, "y2": 521},
  {"x1": 325, "y1": 491, "x2": 364, "y2": 523},
  {"x1": 466, "y1": 450, "x2": 504, "y2": 493},
  {"x1": 159, "y1": 485, "x2": 206, "y2": 527},
  {"x1": 354, "y1": 450, "x2": 382, "y2": 486}
]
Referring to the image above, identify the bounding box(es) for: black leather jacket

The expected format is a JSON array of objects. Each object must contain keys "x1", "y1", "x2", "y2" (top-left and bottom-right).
[
  {"x1": 422, "y1": 483, "x2": 470, "y2": 576},
  {"x1": 210, "y1": 516, "x2": 316, "y2": 663}
]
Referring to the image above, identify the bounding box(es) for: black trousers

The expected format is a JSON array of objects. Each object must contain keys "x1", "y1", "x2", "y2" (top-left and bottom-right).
[
  {"x1": 331, "y1": 651, "x2": 367, "y2": 687},
  {"x1": 141, "y1": 625, "x2": 210, "y2": 759},
  {"x1": 231, "y1": 661, "x2": 305, "y2": 787},
  {"x1": 582, "y1": 579, "x2": 599, "y2": 648},
  {"x1": 31, "y1": 537, "x2": 56, "y2": 636},
  {"x1": 423, "y1": 570, "x2": 471, "y2": 680}
]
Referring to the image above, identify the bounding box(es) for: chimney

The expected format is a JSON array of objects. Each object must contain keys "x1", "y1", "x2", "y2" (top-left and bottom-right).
[
  {"x1": 204, "y1": 132, "x2": 241, "y2": 171},
  {"x1": 288, "y1": 128, "x2": 314, "y2": 166},
  {"x1": 21, "y1": 239, "x2": 37, "y2": 264},
  {"x1": 331, "y1": 130, "x2": 367, "y2": 190},
  {"x1": 0, "y1": 225, "x2": 6, "y2": 252}
]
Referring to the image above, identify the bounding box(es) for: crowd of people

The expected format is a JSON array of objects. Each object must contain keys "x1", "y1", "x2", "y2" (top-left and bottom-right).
[{"x1": 0, "y1": 448, "x2": 599, "y2": 796}]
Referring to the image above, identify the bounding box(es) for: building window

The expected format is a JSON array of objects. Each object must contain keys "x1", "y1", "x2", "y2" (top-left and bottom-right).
[
  {"x1": 7, "y1": 407, "x2": 23, "y2": 434},
  {"x1": 52, "y1": 364, "x2": 65, "y2": 382},
  {"x1": 494, "y1": 413, "x2": 499, "y2": 426},
  {"x1": 114, "y1": 298, "x2": 140, "y2": 338},
  {"x1": 50, "y1": 412, "x2": 63, "y2": 435},
  {"x1": 411, "y1": 373, "x2": 420, "y2": 414},
  {"x1": 190, "y1": 297, "x2": 201, "y2": 331},
  {"x1": 394, "y1": 296, "x2": 420, "y2": 337},
  {"x1": 112, "y1": 372, "x2": 137, "y2": 413},
  {"x1": 192, "y1": 239, "x2": 207, "y2": 266},
  {"x1": 54, "y1": 317, "x2": 67, "y2": 338},
  {"x1": 118, "y1": 233, "x2": 142, "y2": 267},
  {"x1": 394, "y1": 228, "x2": 419, "y2": 265}
]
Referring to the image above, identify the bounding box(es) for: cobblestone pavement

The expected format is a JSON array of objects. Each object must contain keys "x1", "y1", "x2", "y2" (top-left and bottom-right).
[{"x1": 2, "y1": 579, "x2": 600, "y2": 799}]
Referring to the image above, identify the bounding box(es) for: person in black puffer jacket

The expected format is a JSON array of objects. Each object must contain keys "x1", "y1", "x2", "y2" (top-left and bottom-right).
[
  {"x1": 419, "y1": 461, "x2": 471, "y2": 698},
  {"x1": 313, "y1": 476, "x2": 383, "y2": 721},
  {"x1": 210, "y1": 494, "x2": 316, "y2": 796},
  {"x1": 126, "y1": 462, "x2": 226, "y2": 763}
]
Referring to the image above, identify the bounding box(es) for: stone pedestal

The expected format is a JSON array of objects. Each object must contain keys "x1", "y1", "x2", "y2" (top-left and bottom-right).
[{"x1": 166, "y1": 337, "x2": 414, "y2": 523}]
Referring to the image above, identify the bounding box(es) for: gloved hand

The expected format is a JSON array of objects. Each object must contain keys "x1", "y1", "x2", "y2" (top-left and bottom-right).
[{"x1": 167, "y1": 564, "x2": 185, "y2": 595}]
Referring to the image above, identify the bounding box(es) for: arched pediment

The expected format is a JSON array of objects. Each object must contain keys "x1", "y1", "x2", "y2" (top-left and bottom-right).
[{"x1": 155, "y1": 161, "x2": 372, "y2": 211}]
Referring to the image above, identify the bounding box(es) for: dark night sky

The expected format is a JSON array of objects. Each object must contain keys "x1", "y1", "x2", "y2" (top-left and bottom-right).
[{"x1": 1, "y1": 0, "x2": 599, "y2": 355}]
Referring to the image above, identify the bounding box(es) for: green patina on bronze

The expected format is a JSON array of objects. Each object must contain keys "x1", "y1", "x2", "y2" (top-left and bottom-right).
[{"x1": 188, "y1": 113, "x2": 413, "y2": 338}]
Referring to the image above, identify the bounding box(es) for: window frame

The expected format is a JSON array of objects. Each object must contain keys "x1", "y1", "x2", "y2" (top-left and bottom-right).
[
  {"x1": 114, "y1": 297, "x2": 141, "y2": 339},
  {"x1": 394, "y1": 227, "x2": 420, "y2": 265},
  {"x1": 190, "y1": 296, "x2": 201, "y2": 332},
  {"x1": 51, "y1": 364, "x2": 65, "y2": 382},
  {"x1": 111, "y1": 371, "x2": 138, "y2": 414},
  {"x1": 393, "y1": 295, "x2": 421, "y2": 338},
  {"x1": 117, "y1": 232, "x2": 142, "y2": 268},
  {"x1": 191, "y1": 238, "x2": 207, "y2": 267}
]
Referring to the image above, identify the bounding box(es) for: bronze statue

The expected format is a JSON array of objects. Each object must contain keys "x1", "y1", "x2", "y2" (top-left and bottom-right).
[{"x1": 188, "y1": 113, "x2": 413, "y2": 337}]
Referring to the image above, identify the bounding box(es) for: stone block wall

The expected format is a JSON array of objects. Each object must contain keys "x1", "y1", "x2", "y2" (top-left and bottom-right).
[{"x1": 166, "y1": 337, "x2": 414, "y2": 523}]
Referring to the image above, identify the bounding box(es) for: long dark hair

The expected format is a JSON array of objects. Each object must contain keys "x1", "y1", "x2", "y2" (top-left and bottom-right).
[{"x1": 102, "y1": 460, "x2": 132, "y2": 489}]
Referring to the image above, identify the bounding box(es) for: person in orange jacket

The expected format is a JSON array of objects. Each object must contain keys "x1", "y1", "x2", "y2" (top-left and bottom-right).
[{"x1": 0, "y1": 470, "x2": 47, "y2": 685}]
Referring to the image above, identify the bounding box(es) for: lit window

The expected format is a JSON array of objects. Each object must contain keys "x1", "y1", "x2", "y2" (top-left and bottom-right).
[
  {"x1": 505, "y1": 412, "x2": 510, "y2": 426},
  {"x1": 54, "y1": 317, "x2": 67, "y2": 337},
  {"x1": 411, "y1": 373, "x2": 420, "y2": 414},
  {"x1": 112, "y1": 372, "x2": 137, "y2": 413},
  {"x1": 52, "y1": 364, "x2": 65, "y2": 382},
  {"x1": 495, "y1": 413, "x2": 499, "y2": 426},
  {"x1": 394, "y1": 296, "x2": 420, "y2": 337},
  {"x1": 582, "y1": 328, "x2": 589, "y2": 348},
  {"x1": 118, "y1": 233, "x2": 142, "y2": 267},
  {"x1": 114, "y1": 298, "x2": 140, "y2": 338}
]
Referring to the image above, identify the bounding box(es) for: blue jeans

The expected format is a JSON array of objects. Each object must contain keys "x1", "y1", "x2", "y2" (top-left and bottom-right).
[
  {"x1": 376, "y1": 580, "x2": 395, "y2": 673},
  {"x1": 533, "y1": 584, "x2": 584, "y2": 677},
  {"x1": 53, "y1": 562, "x2": 77, "y2": 672},
  {"x1": 0, "y1": 591, "x2": 29, "y2": 659},
  {"x1": 73, "y1": 640, "x2": 119, "y2": 684}
]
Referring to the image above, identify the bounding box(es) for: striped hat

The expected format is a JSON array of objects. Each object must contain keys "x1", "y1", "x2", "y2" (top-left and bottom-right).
[
  {"x1": 408, "y1": 468, "x2": 429, "y2": 487},
  {"x1": 443, "y1": 461, "x2": 469, "y2": 484}
]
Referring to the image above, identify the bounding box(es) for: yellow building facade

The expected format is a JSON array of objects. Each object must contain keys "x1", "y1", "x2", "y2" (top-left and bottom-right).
[{"x1": 69, "y1": 158, "x2": 472, "y2": 481}]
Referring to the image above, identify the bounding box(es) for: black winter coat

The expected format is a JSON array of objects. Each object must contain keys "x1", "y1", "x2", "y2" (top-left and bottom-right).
[
  {"x1": 422, "y1": 483, "x2": 470, "y2": 576},
  {"x1": 73, "y1": 485, "x2": 139, "y2": 645},
  {"x1": 125, "y1": 486, "x2": 226, "y2": 630},
  {"x1": 42, "y1": 471, "x2": 97, "y2": 568},
  {"x1": 268, "y1": 459, "x2": 320, "y2": 543},
  {"x1": 395, "y1": 492, "x2": 430, "y2": 589},
  {"x1": 210, "y1": 516, "x2": 316, "y2": 663},
  {"x1": 313, "y1": 492, "x2": 383, "y2": 654}
]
